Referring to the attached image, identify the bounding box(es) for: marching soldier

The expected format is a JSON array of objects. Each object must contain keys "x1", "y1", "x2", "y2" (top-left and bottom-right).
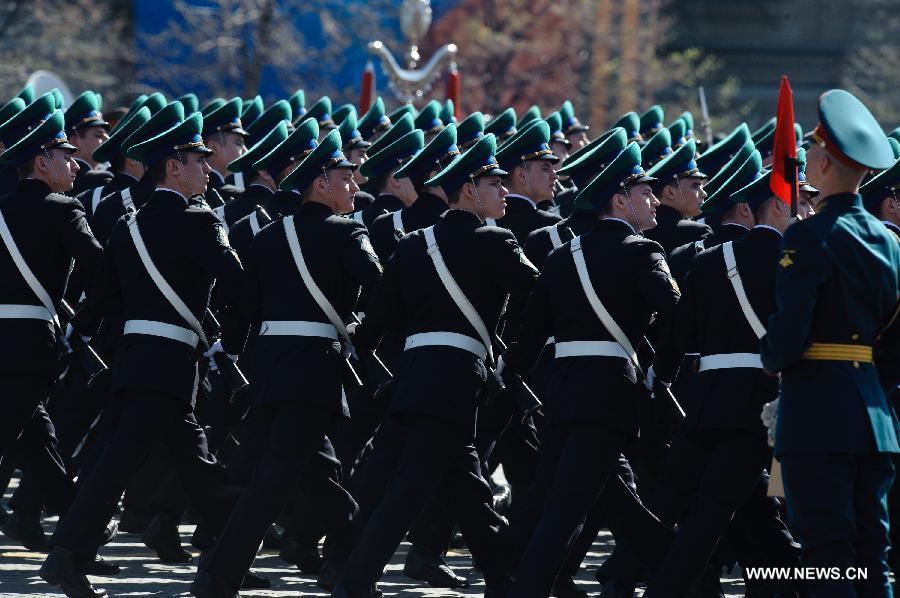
[
  {"x1": 41, "y1": 112, "x2": 243, "y2": 598},
  {"x1": 354, "y1": 112, "x2": 415, "y2": 198},
  {"x1": 860, "y1": 157, "x2": 900, "y2": 239},
  {"x1": 304, "y1": 95, "x2": 339, "y2": 139},
  {"x1": 357, "y1": 97, "x2": 391, "y2": 143},
  {"x1": 350, "y1": 129, "x2": 424, "y2": 228},
  {"x1": 191, "y1": 129, "x2": 381, "y2": 597},
  {"x1": 332, "y1": 133, "x2": 534, "y2": 597},
  {"x1": 484, "y1": 107, "x2": 518, "y2": 145},
  {"x1": 457, "y1": 111, "x2": 486, "y2": 151},
  {"x1": 337, "y1": 109, "x2": 377, "y2": 212},
  {"x1": 559, "y1": 100, "x2": 590, "y2": 151},
  {"x1": 202, "y1": 98, "x2": 248, "y2": 205},
  {"x1": 413, "y1": 99, "x2": 445, "y2": 142},
  {"x1": 63, "y1": 91, "x2": 113, "y2": 198},
  {"x1": 696, "y1": 123, "x2": 751, "y2": 180},
  {"x1": 639, "y1": 105, "x2": 665, "y2": 141},
  {"x1": 761, "y1": 89, "x2": 900, "y2": 597}
]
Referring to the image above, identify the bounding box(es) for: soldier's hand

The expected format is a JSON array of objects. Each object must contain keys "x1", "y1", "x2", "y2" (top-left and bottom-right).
[
  {"x1": 204, "y1": 339, "x2": 238, "y2": 372},
  {"x1": 493, "y1": 356, "x2": 507, "y2": 388}
]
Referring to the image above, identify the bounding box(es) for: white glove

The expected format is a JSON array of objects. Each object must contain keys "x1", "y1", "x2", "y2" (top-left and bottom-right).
[
  {"x1": 342, "y1": 341, "x2": 358, "y2": 361},
  {"x1": 761, "y1": 399, "x2": 779, "y2": 446},
  {"x1": 204, "y1": 339, "x2": 238, "y2": 372},
  {"x1": 644, "y1": 365, "x2": 669, "y2": 391},
  {"x1": 493, "y1": 356, "x2": 507, "y2": 386}
]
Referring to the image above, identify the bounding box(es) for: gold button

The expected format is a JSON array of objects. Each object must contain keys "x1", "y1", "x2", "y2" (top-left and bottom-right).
[
  {"x1": 851, "y1": 333, "x2": 860, "y2": 340},
  {"x1": 853, "y1": 361, "x2": 860, "y2": 369}
]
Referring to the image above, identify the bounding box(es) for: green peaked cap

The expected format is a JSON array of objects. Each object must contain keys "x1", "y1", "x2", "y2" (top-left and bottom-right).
[
  {"x1": 0, "y1": 93, "x2": 56, "y2": 148},
  {"x1": 228, "y1": 120, "x2": 290, "y2": 174},
  {"x1": 574, "y1": 142, "x2": 656, "y2": 211},
  {"x1": 332, "y1": 103, "x2": 356, "y2": 126},
  {"x1": 246, "y1": 99, "x2": 292, "y2": 147},
  {"x1": 457, "y1": 111, "x2": 485, "y2": 149},
  {"x1": 484, "y1": 108, "x2": 517, "y2": 142},
  {"x1": 815, "y1": 89, "x2": 894, "y2": 169},
  {"x1": 359, "y1": 129, "x2": 424, "y2": 180},
  {"x1": 288, "y1": 90, "x2": 306, "y2": 119},
  {"x1": 860, "y1": 156, "x2": 900, "y2": 212},
  {"x1": 201, "y1": 98, "x2": 225, "y2": 116},
  {"x1": 700, "y1": 137, "x2": 755, "y2": 198},
  {"x1": 888, "y1": 137, "x2": 900, "y2": 160},
  {"x1": 750, "y1": 117, "x2": 776, "y2": 144},
  {"x1": 0, "y1": 110, "x2": 76, "y2": 165},
  {"x1": 395, "y1": 123, "x2": 459, "y2": 182},
  {"x1": 545, "y1": 112, "x2": 569, "y2": 145},
  {"x1": 338, "y1": 109, "x2": 371, "y2": 151},
  {"x1": 888, "y1": 127, "x2": 900, "y2": 144},
  {"x1": 358, "y1": 97, "x2": 390, "y2": 140},
  {"x1": 495, "y1": 120, "x2": 558, "y2": 172},
  {"x1": 755, "y1": 121, "x2": 803, "y2": 158},
  {"x1": 176, "y1": 93, "x2": 199, "y2": 114},
  {"x1": 50, "y1": 89, "x2": 64, "y2": 110},
  {"x1": 64, "y1": 90, "x2": 108, "y2": 133},
  {"x1": 109, "y1": 92, "x2": 165, "y2": 138},
  {"x1": 611, "y1": 111, "x2": 642, "y2": 142},
  {"x1": 729, "y1": 168, "x2": 774, "y2": 211},
  {"x1": 305, "y1": 96, "x2": 336, "y2": 130},
  {"x1": 425, "y1": 133, "x2": 507, "y2": 192},
  {"x1": 121, "y1": 101, "x2": 186, "y2": 155},
  {"x1": 16, "y1": 84, "x2": 35, "y2": 105},
  {"x1": 386, "y1": 104, "x2": 415, "y2": 124},
  {"x1": 563, "y1": 127, "x2": 624, "y2": 167},
  {"x1": 700, "y1": 150, "x2": 762, "y2": 215},
  {"x1": 697, "y1": 123, "x2": 751, "y2": 178},
  {"x1": 557, "y1": 128, "x2": 628, "y2": 187},
  {"x1": 127, "y1": 112, "x2": 213, "y2": 166},
  {"x1": 668, "y1": 119, "x2": 687, "y2": 147},
  {"x1": 241, "y1": 95, "x2": 264, "y2": 127},
  {"x1": 517, "y1": 105, "x2": 542, "y2": 129},
  {"x1": 559, "y1": 100, "x2": 589, "y2": 134},
  {"x1": 640, "y1": 127, "x2": 673, "y2": 168},
  {"x1": 280, "y1": 128, "x2": 356, "y2": 192},
  {"x1": 0, "y1": 98, "x2": 26, "y2": 134},
  {"x1": 678, "y1": 111, "x2": 695, "y2": 136},
  {"x1": 202, "y1": 97, "x2": 248, "y2": 138},
  {"x1": 366, "y1": 112, "x2": 414, "y2": 159},
  {"x1": 645, "y1": 138, "x2": 706, "y2": 184},
  {"x1": 92, "y1": 106, "x2": 151, "y2": 164},
  {"x1": 440, "y1": 99, "x2": 457, "y2": 125},
  {"x1": 414, "y1": 100, "x2": 444, "y2": 134},
  {"x1": 253, "y1": 117, "x2": 319, "y2": 177},
  {"x1": 639, "y1": 104, "x2": 665, "y2": 138}
]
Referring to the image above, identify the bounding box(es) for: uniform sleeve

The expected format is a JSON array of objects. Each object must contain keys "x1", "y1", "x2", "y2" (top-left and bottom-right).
[
  {"x1": 73, "y1": 223, "x2": 121, "y2": 336},
  {"x1": 760, "y1": 224, "x2": 829, "y2": 372},
  {"x1": 654, "y1": 265, "x2": 699, "y2": 382},
  {"x1": 369, "y1": 216, "x2": 401, "y2": 263},
  {"x1": 497, "y1": 233, "x2": 540, "y2": 342},
  {"x1": 354, "y1": 247, "x2": 404, "y2": 352},
  {"x1": 342, "y1": 226, "x2": 383, "y2": 310},
  {"x1": 503, "y1": 271, "x2": 553, "y2": 375},
  {"x1": 524, "y1": 229, "x2": 548, "y2": 271},
  {"x1": 636, "y1": 245, "x2": 681, "y2": 322}
]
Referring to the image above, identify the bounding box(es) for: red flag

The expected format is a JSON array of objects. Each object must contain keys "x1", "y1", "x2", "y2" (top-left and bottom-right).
[
  {"x1": 359, "y1": 60, "x2": 375, "y2": 114},
  {"x1": 446, "y1": 62, "x2": 461, "y2": 120},
  {"x1": 770, "y1": 75, "x2": 797, "y2": 205}
]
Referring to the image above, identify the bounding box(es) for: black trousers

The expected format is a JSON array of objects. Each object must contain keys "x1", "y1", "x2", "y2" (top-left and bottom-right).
[
  {"x1": 335, "y1": 412, "x2": 509, "y2": 593},
  {"x1": 204, "y1": 402, "x2": 357, "y2": 589},
  {"x1": 0, "y1": 374, "x2": 76, "y2": 516},
  {"x1": 50, "y1": 388, "x2": 236, "y2": 557},
  {"x1": 508, "y1": 422, "x2": 672, "y2": 597}
]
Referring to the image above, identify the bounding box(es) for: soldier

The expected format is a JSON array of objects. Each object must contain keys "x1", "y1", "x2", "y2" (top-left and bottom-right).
[
  {"x1": 337, "y1": 108, "x2": 377, "y2": 212},
  {"x1": 500, "y1": 142, "x2": 678, "y2": 596},
  {"x1": 228, "y1": 98, "x2": 293, "y2": 192},
  {"x1": 640, "y1": 127, "x2": 673, "y2": 170},
  {"x1": 456, "y1": 111, "x2": 486, "y2": 151},
  {"x1": 639, "y1": 105, "x2": 665, "y2": 141},
  {"x1": 332, "y1": 133, "x2": 534, "y2": 597},
  {"x1": 304, "y1": 96, "x2": 339, "y2": 140},
  {"x1": 351, "y1": 129, "x2": 424, "y2": 228},
  {"x1": 0, "y1": 111, "x2": 107, "y2": 557},
  {"x1": 357, "y1": 97, "x2": 391, "y2": 143},
  {"x1": 696, "y1": 123, "x2": 752, "y2": 180},
  {"x1": 488, "y1": 121, "x2": 561, "y2": 244},
  {"x1": 40, "y1": 112, "x2": 243, "y2": 598},
  {"x1": 354, "y1": 112, "x2": 415, "y2": 200},
  {"x1": 191, "y1": 129, "x2": 381, "y2": 597},
  {"x1": 517, "y1": 105, "x2": 542, "y2": 130},
  {"x1": 0, "y1": 93, "x2": 54, "y2": 197},
  {"x1": 413, "y1": 99, "x2": 445, "y2": 143},
  {"x1": 288, "y1": 89, "x2": 306, "y2": 123},
  {"x1": 63, "y1": 91, "x2": 113, "y2": 197},
  {"x1": 559, "y1": 100, "x2": 590, "y2": 151},
  {"x1": 202, "y1": 98, "x2": 248, "y2": 205},
  {"x1": 755, "y1": 121, "x2": 802, "y2": 169},
  {"x1": 484, "y1": 107, "x2": 518, "y2": 145},
  {"x1": 644, "y1": 168, "x2": 805, "y2": 597},
  {"x1": 761, "y1": 89, "x2": 900, "y2": 597},
  {"x1": 860, "y1": 157, "x2": 900, "y2": 239}
]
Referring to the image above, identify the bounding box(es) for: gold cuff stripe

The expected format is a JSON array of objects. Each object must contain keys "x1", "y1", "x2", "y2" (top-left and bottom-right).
[{"x1": 801, "y1": 343, "x2": 873, "y2": 363}]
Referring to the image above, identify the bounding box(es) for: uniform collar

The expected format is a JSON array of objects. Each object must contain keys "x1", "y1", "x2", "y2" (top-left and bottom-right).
[
  {"x1": 74, "y1": 157, "x2": 93, "y2": 171},
  {"x1": 602, "y1": 216, "x2": 636, "y2": 234},
  {"x1": 655, "y1": 204, "x2": 683, "y2": 225},
  {"x1": 752, "y1": 223, "x2": 783, "y2": 237},
  {"x1": 883, "y1": 220, "x2": 900, "y2": 234},
  {"x1": 116, "y1": 171, "x2": 139, "y2": 183},
  {"x1": 300, "y1": 200, "x2": 336, "y2": 217},
  {"x1": 720, "y1": 221, "x2": 749, "y2": 231},
  {"x1": 155, "y1": 186, "x2": 189, "y2": 204},
  {"x1": 373, "y1": 193, "x2": 405, "y2": 212},
  {"x1": 19, "y1": 178, "x2": 53, "y2": 196},
  {"x1": 506, "y1": 193, "x2": 537, "y2": 209},
  {"x1": 814, "y1": 192, "x2": 862, "y2": 212},
  {"x1": 247, "y1": 183, "x2": 275, "y2": 195},
  {"x1": 444, "y1": 207, "x2": 483, "y2": 227},
  {"x1": 208, "y1": 169, "x2": 225, "y2": 188}
]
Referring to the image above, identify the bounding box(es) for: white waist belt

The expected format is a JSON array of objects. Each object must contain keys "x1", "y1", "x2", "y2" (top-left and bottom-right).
[
  {"x1": 404, "y1": 331, "x2": 487, "y2": 360},
  {"x1": 554, "y1": 340, "x2": 629, "y2": 359},
  {"x1": 0, "y1": 304, "x2": 54, "y2": 321},
  {"x1": 259, "y1": 320, "x2": 338, "y2": 340},
  {"x1": 124, "y1": 319, "x2": 200, "y2": 348},
  {"x1": 698, "y1": 353, "x2": 763, "y2": 371}
]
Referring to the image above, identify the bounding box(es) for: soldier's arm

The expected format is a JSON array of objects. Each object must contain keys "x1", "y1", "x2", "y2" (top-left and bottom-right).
[
  {"x1": 497, "y1": 231, "x2": 540, "y2": 342},
  {"x1": 502, "y1": 271, "x2": 553, "y2": 375},
  {"x1": 354, "y1": 246, "x2": 404, "y2": 352},
  {"x1": 523, "y1": 229, "x2": 548, "y2": 271},
  {"x1": 760, "y1": 224, "x2": 829, "y2": 373},
  {"x1": 72, "y1": 222, "x2": 121, "y2": 336},
  {"x1": 654, "y1": 266, "x2": 699, "y2": 382},
  {"x1": 342, "y1": 225, "x2": 384, "y2": 309}
]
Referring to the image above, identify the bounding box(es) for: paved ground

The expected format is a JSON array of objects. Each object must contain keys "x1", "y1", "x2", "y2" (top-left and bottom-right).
[{"x1": 0, "y1": 476, "x2": 749, "y2": 597}]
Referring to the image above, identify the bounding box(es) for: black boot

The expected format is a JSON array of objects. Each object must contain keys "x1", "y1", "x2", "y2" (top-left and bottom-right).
[
  {"x1": 2, "y1": 509, "x2": 48, "y2": 551},
  {"x1": 40, "y1": 547, "x2": 108, "y2": 597},
  {"x1": 279, "y1": 535, "x2": 323, "y2": 574},
  {"x1": 316, "y1": 559, "x2": 341, "y2": 591},
  {"x1": 142, "y1": 512, "x2": 192, "y2": 563},
  {"x1": 402, "y1": 543, "x2": 469, "y2": 588},
  {"x1": 118, "y1": 509, "x2": 150, "y2": 534},
  {"x1": 191, "y1": 523, "x2": 216, "y2": 551},
  {"x1": 190, "y1": 569, "x2": 240, "y2": 598},
  {"x1": 241, "y1": 570, "x2": 271, "y2": 589},
  {"x1": 78, "y1": 554, "x2": 121, "y2": 576},
  {"x1": 552, "y1": 574, "x2": 588, "y2": 598}
]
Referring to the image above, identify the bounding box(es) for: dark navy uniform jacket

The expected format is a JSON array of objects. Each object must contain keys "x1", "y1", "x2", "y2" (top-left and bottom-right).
[
  {"x1": 357, "y1": 193, "x2": 404, "y2": 229},
  {"x1": 228, "y1": 189, "x2": 296, "y2": 263},
  {"x1": 354, "y1": 189, "x2": 376, "y2": 211},
  {"x1": 90, "y1": 175, "x2": 155, "y2": 246},
  {"x1": 655, "y1": 225, "x2": 783, "y2": 436},
  {"x1": 231, "y1": 200, "x2": 382, "y2": 414},
  {"x1": 355, "y1": 209, "x2": 538, "y2": 434},
  {"x1": 368, "y1": 191, "x2": 448, "y2": 261},
  {"x1": 644, "y1": 204, "x2": 713, "y2": 255},
  {"x1": 75, "y1": 189, "x2": 244, "y2": 404},
  {"x1": 74, "y1": 171, "x2": 137, "y2": 221},
  {"x1": 761, "y1": 193, "x2": 900, "y2": 456},
  {"x1": 208, "y1": 169, "x2": 242, "y2": 203},
  {"x1": 524, "y1": 209, "x2": 597, "y2": 270},
  {"x1": 70, "y1": 158, "x2": 114, "y2": 200},
  {"x1": 504, "y1": 218, "x2": 680, "y2": 437},
  {"x1": 0, "y1": 179, "x2": 103, "y2": 380},
  {"x1": 216, "y1": 183, "x2": 274, "y2": 231},
  {"x1": 492, "y1": 194, "x2": 562, "y2": 246},
  {"x1": 667, "y1": 222, "x2": 748, "y2": 283}
]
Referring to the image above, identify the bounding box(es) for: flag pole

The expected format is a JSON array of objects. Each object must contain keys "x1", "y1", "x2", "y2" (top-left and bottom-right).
[{"x1": 786, "y1": 155, "x2": 798, "y2": 218}]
